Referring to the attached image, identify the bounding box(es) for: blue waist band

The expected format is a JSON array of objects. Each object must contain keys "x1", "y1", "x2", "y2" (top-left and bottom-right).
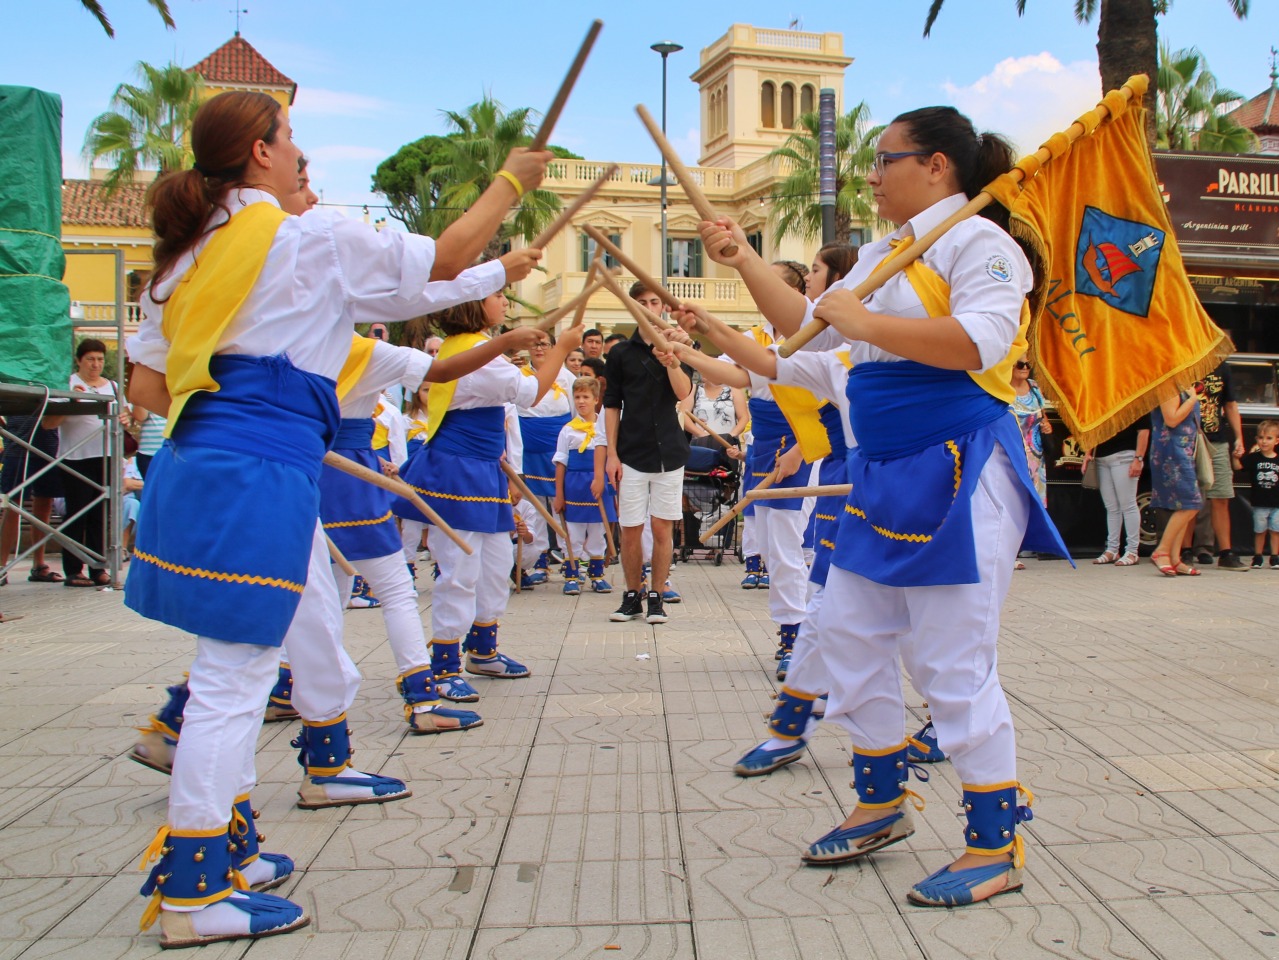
[
  {"x1": 520, "y1": 413, "x2": 570, "y2": 451},
  {"x1": 174, "y1": 355, "x2": 339, "y2": 478},
  {"x1": 433, "y1": 407, "x2": 506, "y2": 459},
  {"x1": 334, "y1": 417, "x2": 375, "y2": 450},
  {"x1": 846, "y1": 361, "x2": 1008, "y2": 461},
  {"x1": 820, "y1": 402, "x2": 848, "y2": 460},
  {"x1": 747, "y1": 398, "x2": 793, "y2": 446}
]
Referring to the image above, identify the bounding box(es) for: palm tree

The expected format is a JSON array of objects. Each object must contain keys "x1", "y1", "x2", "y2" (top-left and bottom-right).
[
  {"x1": 923, "y1": 0, "x2": 1250, "y2": 145},
  {"x1": 77, "y1": 0, "x2": 174, "y2": 38},
  {"x1": 83, "y1": 61, "x2": 203, "y2": 194},
  {"x1": 765, "y1": 101, "x2": 884, "y2": 246},
  {"x1": 1157, "y1": 44, "x2": 1257, "y2": 152},
  {"x1": 411, "y1": 96, "x2": 562, "y2": 258}
]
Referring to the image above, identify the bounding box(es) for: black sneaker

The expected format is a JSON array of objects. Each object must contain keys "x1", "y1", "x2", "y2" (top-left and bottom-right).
[
  {"x1": 645, "y1": 591, "x2": 668, "y2": 624},
  {"x1": 1218, "y1": 551, "x2": 1247, "y2": 571},
  {"x1": 1271, "y1": 555, "x2": 1279, "y2": 569},
  {"x1": 1195, "y1": 550, "x2": 1215, "y2": 565},
  {"x1": 1252, "y1": 554, "x2": 1264, "y2": 568},
  {"x1": 610, "y1": 590, "x2": 643, "y2": 621}
]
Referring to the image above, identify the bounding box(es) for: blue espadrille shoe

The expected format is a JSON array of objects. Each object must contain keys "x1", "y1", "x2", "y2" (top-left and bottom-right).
[
  {"x1": 906, "y1": 720, "x2": 947, "y2": 764},
  {"x1": 734, "y1": 739, "x2": 806, "y2": 776}
]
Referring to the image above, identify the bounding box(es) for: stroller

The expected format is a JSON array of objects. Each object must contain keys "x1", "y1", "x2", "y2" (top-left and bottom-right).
[{"x1": 678, "y1": 440, "x2": 741, "y2": 565}]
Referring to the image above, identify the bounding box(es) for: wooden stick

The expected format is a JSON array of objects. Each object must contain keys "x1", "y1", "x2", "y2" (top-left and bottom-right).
[
  {"x1": 748, "y1": 483, "x2": 852, "y2": 501},
  {"x1": 596, "y1": 496, "x2": 617, "y2": 561},
  {"x1": 500, "y1": 460, "x2": 568, "y2": 540},
  {"x1": 570, "y1": 261, "x2": 599, "y2": 328},
  {"x1": 322, "y1": 451, "x2": 473, "y2": 556},
  {"x1": 560, "y1": 511, "x2": 577, "y2": 574},
  {"x1": 530, "y1": 20, "x2": 603, "y2": 150},
  {"x1": 536, "y1": 275, "x2": 606, "y2": 332},
  {"x1": 531, "y1": 164, "x2": 618, "y2": 249},
  {"x1": 683, "y1": 409, "x2": 732, "y2": 451},
  {"x1": 779, "y1": 76, "x2": 1145, "y2": 358},
  {"x1": 596, "y1": 266, "x2": 669, "y2": 347},
  {"x1": 701, "y1": 472, "x2": 775, "y2": 543},
  {"x1": 581, "y1": 224, "x2": 680, "y2": 312},
  {"x1": 325, "y1": 534, "x2": 358, "y2": 576},
  {"x1": 635, "y1": 103, "x2": 738, "y2": 256}
]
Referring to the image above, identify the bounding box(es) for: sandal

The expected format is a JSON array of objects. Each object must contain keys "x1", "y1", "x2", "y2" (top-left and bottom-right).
[
  {"x1": 1092, "y1": 551, "x2": 1118, "y2": 565},
  {"x1": 1114, "y1": 553, "x2": 1139, "y2": 566},
  {"x1": 27, "y1": 564, "x2": 64, "y2": 583},
  {"x1": 1150, "y1": 553, "x2": 1176, "y2": 577},
  {"x1": 1175, "y1": 563, "x2": 1201, "y2": 577},
  {"x1": 1013, "y1": 560, "x2": 1026, "y2": 571},
  {"x1": 64, "y1": 575, "x2": 96, "y2": 588},
  {"x1": 91, "y1": 572, "x2": 112, "y2": 587}
]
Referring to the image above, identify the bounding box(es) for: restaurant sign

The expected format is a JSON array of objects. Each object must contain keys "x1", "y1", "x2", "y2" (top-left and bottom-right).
[{"x1": 1155, "y1": 150, "x2": 1279, "y2": 260}]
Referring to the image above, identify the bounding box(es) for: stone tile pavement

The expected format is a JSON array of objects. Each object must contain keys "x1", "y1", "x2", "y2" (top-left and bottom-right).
[{"x1": 0, "y1": 553, "x2": 1277, "y2": 959}]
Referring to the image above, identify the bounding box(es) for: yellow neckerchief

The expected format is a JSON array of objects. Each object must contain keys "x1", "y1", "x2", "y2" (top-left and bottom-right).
[
  {"x1": 880, "y1": 236, "x2": 1027, "y2": 404},
  {"x1": 750, "y1": 324, "x2": 775, "y2": 348},
  {"x1": 335, "y1": 334, "x2": 376, "y2": 401},
  {"x1": 160, "y1": 202, "x2": 288, "y2": 435},
  {"x1": 567, "y1": 415, "x2": 596, "y2": 452},
  {"x1": 522, "y1": 364, "x2": 565, "y2": 399},
  {"x1": 425, "y1": 332, "x2": 487, "y2": 440},
  {"x1": 406, "y1": 416, "x2": 429, "y2": 441},
  {"x1": 835, "y1": 348, "x2": 853, "y2": 371},
  {"x1": 371, "y1": 400, "x2": 390, "y2": 450}
]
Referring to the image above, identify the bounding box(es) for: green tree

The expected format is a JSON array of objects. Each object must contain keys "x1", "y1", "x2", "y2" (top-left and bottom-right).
[
  {"x1": 83, "y1": 61, "x2": 203, "y2": 194},
  {"x1": 372, "y1": 96, "x2": 580, "y2": 257},
  {"x1": 923, "y1": 0, "x2": 1250, "y2": 145},
  {"x1": 1157, "y1": 43, "x2": 1257, "y2": 152},
  {"x1": 78, "y1": 0, "x2": 175, "y2": 37},
  {"x1": 764, "y1": 101, "x2": 884, "y2": 246}
]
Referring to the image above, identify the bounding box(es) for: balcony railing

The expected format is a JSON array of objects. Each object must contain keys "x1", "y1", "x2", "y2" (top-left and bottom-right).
[
  {"x1": 538, "y1": 272, "x2": 760, "y2": 318},
  {"x1": 75, "y1": 302, "x2": 144, "y2": 329},
  {"x1": 543, "y1": 159, "x2": 740, "y2": 197}
]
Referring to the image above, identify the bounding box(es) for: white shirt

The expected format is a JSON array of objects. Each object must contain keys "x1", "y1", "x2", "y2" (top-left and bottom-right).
[
  {"x1": 341, "y1": 340, "x2": 432, "y2": 418},
  {"x1": 60, "y1": 373, "x2": 117, "y2": 460},
  {"x1": 799, "y1": 193, "x2": 1030, "y2": 371},
  {"x1": 691, "y1": 382, "x2": 738, "y2": 436},
  {"x1": 552, "y1": 416, "x2": 608, "y2": 466},
  {"x1": 127, "y1": 188, "x2": 440, "y2": 380},
  {"x1": 518, "y1": 366, "x2": 576, "y2": 417},
  {"x1": 373, "y1": 396, "x2": 409, "y2": 467},
  {"x1": 504, "y1": 403, "x2": 523, "y2": 473},
  {"x1": 740, "y1": 324, "x2": 780, "y2": 402},
  {"x1": 773, "y1": 347, "x2": 857, "y2": 448}
]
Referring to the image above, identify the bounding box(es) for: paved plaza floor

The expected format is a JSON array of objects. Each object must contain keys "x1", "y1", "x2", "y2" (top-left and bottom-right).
[{"x1": 0, "y1": 552, "x2": 1277, "y2": 959}]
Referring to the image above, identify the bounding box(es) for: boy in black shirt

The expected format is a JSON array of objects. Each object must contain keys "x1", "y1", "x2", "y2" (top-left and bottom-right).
[{"x1": 1242, "y1": 419, "x2": 1279, "y2": 568}]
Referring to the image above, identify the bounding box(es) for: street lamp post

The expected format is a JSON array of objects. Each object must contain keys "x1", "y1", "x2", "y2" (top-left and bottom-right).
[{"x1": 651, "y1": 41, "x2": 682, "y2": 288}]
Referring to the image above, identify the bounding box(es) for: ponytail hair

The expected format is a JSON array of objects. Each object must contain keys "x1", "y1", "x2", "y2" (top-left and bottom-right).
[{"x1": 147, "y1": 91, "x2": 283, "y2": 299}]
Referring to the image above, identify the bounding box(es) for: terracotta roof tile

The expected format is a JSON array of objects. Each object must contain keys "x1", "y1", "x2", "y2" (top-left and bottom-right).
[
  {"x1": 1229, "y1": 83, "x2": 1279, "y2": 132},
  {"x1": 61, "y1": 179, "x2": 149, "y2": 228},
  {"x1": 189, "y1": 36, "x2": 296, "y2": 102}
]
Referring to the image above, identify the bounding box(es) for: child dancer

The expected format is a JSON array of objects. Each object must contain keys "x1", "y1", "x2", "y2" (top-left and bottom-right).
[
  {"x1": 552, "y1": 376, "x2": 616, "y2": 595},
  {"x1": 518, "y1": 329, "x2": 576, "y2": 582},
  {"x1": 394, "y1": 293, "x2": 583, "y2": 701}
]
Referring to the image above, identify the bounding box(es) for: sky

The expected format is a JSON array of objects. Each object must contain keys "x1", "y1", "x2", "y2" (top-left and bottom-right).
[{"x1": 6, "y1": 0, "x2": 1279, "y2": 219}]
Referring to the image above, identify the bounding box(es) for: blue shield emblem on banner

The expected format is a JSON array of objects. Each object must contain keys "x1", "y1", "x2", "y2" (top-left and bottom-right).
[{"x1": 1074, "y1": 205, "x2": 1165, "y2": 318}]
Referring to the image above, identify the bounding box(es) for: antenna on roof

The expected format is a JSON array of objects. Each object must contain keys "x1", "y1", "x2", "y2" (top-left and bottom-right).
[
  {"x1": 1270, "y1": 46, "x2": 1278, "y2": 86},
  {"x1": 230, "y1": 6, "x2": 247, "y2": 36}
]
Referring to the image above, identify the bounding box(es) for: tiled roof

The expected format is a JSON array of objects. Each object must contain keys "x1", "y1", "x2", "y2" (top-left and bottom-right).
[
  {"x1": 61, "y1": 179, "x2": 149, "y2": 228},
  {"x1": 1229, "y1": 82, "x2": 1279, "y2": 132},
  {"x1": 189, "y1": 35, "x2": 296, "y2": 103}
]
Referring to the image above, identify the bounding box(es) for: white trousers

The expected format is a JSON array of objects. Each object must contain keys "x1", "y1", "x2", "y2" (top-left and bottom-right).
[
  {"x1": 741, "y1": 513, "x2": 757, "y2": 558},
  {"x1": 401, "y1": 519, "x2": 426, "y2": 563},
  {"x1": 431, "y1": 529, "x2": 512, "y2": 640},
  {"x1": 756, "y1": 505, "x2": 808, "y2": 625},
  {"x1": 781, "y1": 582, "x2": 830, "y2": 696},
  {"x1": 336, "y1": 551, "x2": 429, "y2": 675},
  {"x1": 566, "y1": 521, "x2": 606, "y2": 560},
  {"x1": 813, "y1": 446, "x2": 1028, "y2": 784},
  {"x1": 525, "y1": 505, "x2": 549, "y2": 558}
]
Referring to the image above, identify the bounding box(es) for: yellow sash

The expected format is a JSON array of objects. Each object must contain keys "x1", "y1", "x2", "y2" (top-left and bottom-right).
[
  {"x1": 335, "y1": 335, "x2": 376, "y2": 401},
  {"x1": 883, "y1": 238, "x2": 1027, "y2": 405},
  {"x1": 522, "y1": 365, "x2": 564, "y2": 398},
  {"x1": 425, "y1": 332, "x2": 487, "y2": 440},
  {"x1": 745, "y1": 323, "x2": 830, "y2": 461},
  {"x1": 371, "y1": 401, "x2": 390, "y2": 450},
  {"x1": 160, "y1": 202, "x2": 289, "y2": 435},
  {"x1": 567, "y1": 415, "x2": 596, "y2": 453},
  {"x1": 749, "y1": 324, "x2": 774, "y2": 348}
]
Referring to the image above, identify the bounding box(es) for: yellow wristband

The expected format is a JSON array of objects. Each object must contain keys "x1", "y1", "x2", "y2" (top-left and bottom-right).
[{"x1": 496, "y1": 169, "x2": 525, "y2": 199}]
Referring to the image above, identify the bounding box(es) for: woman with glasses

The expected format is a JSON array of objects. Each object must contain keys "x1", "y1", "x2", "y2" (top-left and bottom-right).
[{"x1": 699, "y1": 105, "x2": 1066, "y2": 908}]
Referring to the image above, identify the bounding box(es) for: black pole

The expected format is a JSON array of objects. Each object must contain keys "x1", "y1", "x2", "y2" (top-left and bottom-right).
[{"x1": 818, "y1": 87, "x2": 837, "y2": 245}]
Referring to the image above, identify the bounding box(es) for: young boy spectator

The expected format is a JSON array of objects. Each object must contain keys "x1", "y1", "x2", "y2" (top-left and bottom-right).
[
  {"x1": 1243, "y1": 419, "x2": 1279, "y2": 568},
  {"x1": 553, "y1": 377, "x2": 616, "y2": 595}
]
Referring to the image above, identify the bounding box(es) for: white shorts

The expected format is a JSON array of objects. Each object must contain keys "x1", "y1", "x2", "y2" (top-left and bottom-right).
[{"x1": 619, "y1": 464, "x2": 684, "y2": 526}]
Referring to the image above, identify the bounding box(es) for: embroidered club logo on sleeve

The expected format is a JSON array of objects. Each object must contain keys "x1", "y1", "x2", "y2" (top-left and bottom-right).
[{"x1": 985, "y1": 255, "x2": 1013, "y2": 283}]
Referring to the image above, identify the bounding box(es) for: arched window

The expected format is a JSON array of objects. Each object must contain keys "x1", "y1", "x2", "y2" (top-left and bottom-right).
[
  {"x1": 718, "y1": 84, "x2": 728, "y2": 136},
  {"x1": 781, "y1": 83, "x2": 795, "y2": 129},
  {"x1": 761, "y1": 81, "x2": 776, "y2": 128},
  {"x1": 801, "y1": 84, "x2": 815, "y2": 117}
]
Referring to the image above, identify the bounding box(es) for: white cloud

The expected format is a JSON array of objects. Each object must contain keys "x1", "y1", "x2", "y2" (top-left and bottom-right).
[
  {"x1": 941, "y1": 53, "x2": 1100, "y2": 155},
  {"x1": 291, "y1": 87, "x2": 393, "y2": 118}
]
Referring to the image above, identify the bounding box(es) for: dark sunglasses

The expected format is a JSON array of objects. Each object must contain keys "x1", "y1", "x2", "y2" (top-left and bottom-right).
[{"x1": 1014, "y1": 361, "x2": 1031, "y2": 370}]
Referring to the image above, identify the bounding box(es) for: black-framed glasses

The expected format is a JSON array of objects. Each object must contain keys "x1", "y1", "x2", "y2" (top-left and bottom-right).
[
  {"x1": 872, "y1": 150, "x2": 930, "y2": 177},
  {"x1": 1014, "y1": 360, "x2": 1031, "y2": 370}
]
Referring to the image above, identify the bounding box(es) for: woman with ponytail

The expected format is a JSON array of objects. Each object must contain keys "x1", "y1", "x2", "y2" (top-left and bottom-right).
[
  {"x1": 124, "y1": 90, "x2": 550, "y2": 947},
  {"x1": 699, "y1": 106, "x2": 1067, "y2": 907}
]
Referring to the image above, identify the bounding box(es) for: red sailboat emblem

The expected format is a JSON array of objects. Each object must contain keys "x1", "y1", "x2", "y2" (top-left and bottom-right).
[{"x1": 1082, "y1": 236, "x2": 1142, "y2": 297}]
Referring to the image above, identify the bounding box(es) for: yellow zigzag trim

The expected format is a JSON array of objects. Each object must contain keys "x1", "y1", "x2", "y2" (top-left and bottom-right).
[
  {"x1": 324, "y1": 510, "x2": 394, "y2": 529},
  {"x1": 946, "y1": 440, "x2": 962, "y2": 495},
  {"x1": 406, "y1": 482, "x2": 511, "y2": 505},
  {"x1": 565, "y1": 499, "x2": 602, "y2": 507},
  {"x1": 524, "y1": 473, "x2": 555, "y2": 483},
  {"x1": 815, "y1": 512, "x2": 838, "y2": 522},
  {"x1": 132, "y1": 549, "x2": 305, "y2": 594},
  {"x1": 842, "y1": 437, "x2": 965, "y2": 545},
  {"x1": 819, "y1": 538, "x2": 837, "y2": 550}
]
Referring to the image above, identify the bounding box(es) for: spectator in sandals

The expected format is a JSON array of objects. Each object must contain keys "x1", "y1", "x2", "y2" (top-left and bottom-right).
[{"x1": 1082, "y1": 416, "x2": 1149, "y2": 567}]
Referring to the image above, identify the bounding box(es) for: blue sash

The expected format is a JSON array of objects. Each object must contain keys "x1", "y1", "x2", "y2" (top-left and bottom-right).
[
  {"x1": 832, "y1": 361, "x2": 1068, "y2": 587},
  {"x1": 563, "y1": 446, "x2": 617, "y2": 523},
  {"x1": 125, "y1": 355, "x2": 339, "y2": 646},
  {"x1": 319, "y1": 418, "x2": 401, "y2": 561},
  {"x1": 744, "y1": 398, "x2": 810, "y2": 513},
  {"x1": 519, "y1": 413, "x2": 570, "y2": 496},
  {"x1": 809, "y1": 450, "x2": 851, "y2": 589},
  {"x1": 395, "y1": 406, "x2": 512, "y2": 533}
]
